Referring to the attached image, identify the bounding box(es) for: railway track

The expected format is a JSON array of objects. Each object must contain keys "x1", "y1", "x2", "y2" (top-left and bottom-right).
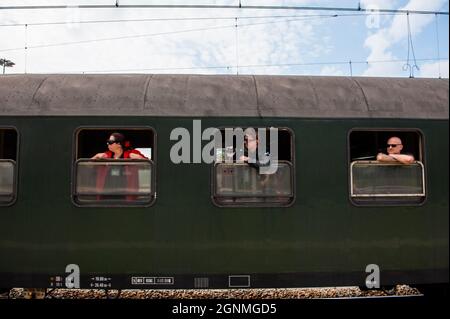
[{"x1": 0, "y1": 285, "x2": 421, "y2": 299}]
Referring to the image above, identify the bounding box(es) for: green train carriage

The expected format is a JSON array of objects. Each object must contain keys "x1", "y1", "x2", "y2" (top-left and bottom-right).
[{"x1": 0, "y1": 74, "x2": 448, "y2": 290}]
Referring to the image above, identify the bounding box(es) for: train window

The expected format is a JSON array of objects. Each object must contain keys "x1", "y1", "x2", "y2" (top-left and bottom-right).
[
  {"x1": 73, "y1": 128, "x2": 156, "y2": 206},
  {"x1": 212, "y1": 128, "x2": 295, "y2": 207},
  {"x1": 349, "y1": 130, "x2": 425, "y2": 205},
  {"x1": 0, "y1": 128, "x2": 18, "y2": 205}
]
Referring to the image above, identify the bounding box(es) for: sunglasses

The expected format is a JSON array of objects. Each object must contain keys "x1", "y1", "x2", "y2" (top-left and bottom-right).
[
  {"x1": 106, "y1": 140, "x2": 119, "y2": 145},
  {"x1": 387, "y1": 144, "x2": 401, "y2": 148}
]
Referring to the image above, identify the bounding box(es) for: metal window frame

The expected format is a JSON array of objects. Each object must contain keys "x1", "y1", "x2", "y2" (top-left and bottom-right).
[
  {"x1": 0, "y1": 159, "x2": 17, "y2": 205},
  {"x1": 72, "y1": 126, "x2": 157, "y2": 208},
  {"x1": 0, "y1": 126, "x2": 19, "y2": 207},
  {"x1": 210, "y1": 126, "x2": 296, "y2": 208},
  {"x1": 347, "y1": 128, "x2": 427, "y2": 207},
  {"x1": 350, "y1": 160, "x2": 426, "y2": 197},
  {"x1": 73, "y1": 158, "x2": 155, "y2": 207},
  {"x1": 213, "y1": 161, "x2": 294, "y2": 197}
]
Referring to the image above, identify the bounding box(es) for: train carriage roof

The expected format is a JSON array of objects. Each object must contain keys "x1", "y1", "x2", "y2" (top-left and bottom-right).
[{"x1": 0, "y1": 74, "x2": 448, "y2": 119}]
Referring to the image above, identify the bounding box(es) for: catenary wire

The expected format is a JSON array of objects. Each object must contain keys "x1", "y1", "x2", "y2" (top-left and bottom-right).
[
  {"x1": 52, "y1": 57, "x2": 449, "y2": 74},
  {"x1": 0, "y1": 15, "x2": 340, "y2": 53},
  {"x1": 0, "y1": 3, "x2": 448, "y2": 15}
]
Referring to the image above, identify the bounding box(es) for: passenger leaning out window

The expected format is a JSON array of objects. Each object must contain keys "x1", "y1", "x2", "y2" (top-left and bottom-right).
[
  {"x1": 90, "y1": 132, "x2": 148, "y2": 201},
  {"x1": 91, "y1": 132, "x2": 147, "y2": 160},
  {"x1": 376, "y1": 136, "x2": 415, "y2": 164}
]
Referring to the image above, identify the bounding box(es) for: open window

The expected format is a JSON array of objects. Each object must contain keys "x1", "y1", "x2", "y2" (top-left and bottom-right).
[
  {"x1": 212, "y1": 127, "x2": 295, "y2": 207},
  {"x1": 0, "y1": 128, "x2": 18, "y2": 205},
  {"x1": 349, "y1": 129, "x2": 425, "y2": 205},
  {"x1": 73, "y1": 127, "x2": 155, "y2": 206}
]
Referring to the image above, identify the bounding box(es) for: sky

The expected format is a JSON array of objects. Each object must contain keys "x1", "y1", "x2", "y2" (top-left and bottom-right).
[{"x1": 0, "y1": 0, "x2": 448, "y2": 78}]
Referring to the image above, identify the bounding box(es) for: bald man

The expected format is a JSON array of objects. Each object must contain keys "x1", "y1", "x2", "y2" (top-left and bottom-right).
[{"x1": 376, "y1": 136, "x2": 415, "y2": 164}]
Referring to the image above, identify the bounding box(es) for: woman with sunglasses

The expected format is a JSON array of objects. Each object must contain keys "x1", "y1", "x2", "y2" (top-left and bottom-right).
[
  {"x1": 91, "y1": 133, "x2": 147, "y2": 201},
  {"x1": 376, "y1": 136, "x2": 415, "y2": 164},
  {"x1": 91, "y1": 132, "x2": 147, "y2": 160}
]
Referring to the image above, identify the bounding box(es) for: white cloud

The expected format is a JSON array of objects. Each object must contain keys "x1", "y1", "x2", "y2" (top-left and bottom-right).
[
  {"x1": 320, "y1": 65, "x2": 344, "y2": 76},
  {"x1": 418, "y1": 60, "x2": 449, "y2": 78},
  {"x1": 1, "y1": 0, "x2": 336, "y2": 75},
  {"x1": 0, "y1": 1, "x2": 447, "y2": 77},
  {"x1": 363, "y1": 0, "x2": 448, "y2": 77},
  {"x1": 360, "y1": 0, "x2": 399, "y2": 10}
]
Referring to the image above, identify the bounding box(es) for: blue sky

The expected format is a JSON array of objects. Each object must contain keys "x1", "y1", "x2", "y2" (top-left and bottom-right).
[{"x1": 0, "y1": 0, "x2": 448, "y2": 77}]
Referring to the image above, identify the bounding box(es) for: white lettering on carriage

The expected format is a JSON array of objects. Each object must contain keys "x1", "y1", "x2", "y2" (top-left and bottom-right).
[
  {"x1": 65, "y1": 264, "x2": 80, "y2": 289},
  {"x1": 365, "y1": 264, "x2": 380, "y2": 289},
  {"x1": 169, "y1": 120, "x2": 278, "y2": 174}
]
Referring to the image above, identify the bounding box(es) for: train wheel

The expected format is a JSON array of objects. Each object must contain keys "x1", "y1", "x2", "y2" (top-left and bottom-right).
[
  {"x1": 23, "y1": 288, "x2": 47, "y2": 299},
  {"x1": 381, "y1": 285, "x2": 396, "y2": 295},
  {"x1": 104, "y1": 289, "x2": 122, "y2": 299}
]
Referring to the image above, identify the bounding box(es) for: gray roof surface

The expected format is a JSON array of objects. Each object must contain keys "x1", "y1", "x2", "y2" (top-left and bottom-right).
[{"x1": 0, "y1": 74, "x2": 448, "y2": 119}]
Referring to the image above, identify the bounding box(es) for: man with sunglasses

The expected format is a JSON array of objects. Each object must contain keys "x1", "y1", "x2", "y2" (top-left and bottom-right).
[{"x1": 376, "y1": 136, "x2": 415, "y2": 164}]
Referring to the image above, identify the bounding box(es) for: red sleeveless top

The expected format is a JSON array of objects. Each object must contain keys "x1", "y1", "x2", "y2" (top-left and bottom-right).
[{"x1": 96, "y1": 149, "x2": 148, "y2": 200}]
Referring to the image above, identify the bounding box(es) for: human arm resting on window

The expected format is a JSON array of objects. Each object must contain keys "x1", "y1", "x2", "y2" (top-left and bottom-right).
[
  {"x1": 91, "y1": 152, "x2": 108, "y2": 159},
  {"x1": 376, "y1": 153, "x2": 415, "y2": 164},
  {"x1": 128, "y1": 149, "x2": 148, "y2": 159},
  {"x1": 239, "y1": 153, "x2": 270, "y2": 168}
]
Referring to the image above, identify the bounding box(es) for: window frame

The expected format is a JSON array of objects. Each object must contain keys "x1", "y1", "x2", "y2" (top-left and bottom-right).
[
  {"x1": 347, "y1": 128, "x2": 427, "y2": 207},
  {"x1": 0, "y1": 126, "x2": 19, "y2": 207},
  {"x1": 210, "y1": 126, "x2": 296, "y2": 208},
  {"x1": 71, "y1": 126, "x2": 157, "y2": 208},
  {"x1": 350, "y1": 160, "x2": 426, "y2": 197}
]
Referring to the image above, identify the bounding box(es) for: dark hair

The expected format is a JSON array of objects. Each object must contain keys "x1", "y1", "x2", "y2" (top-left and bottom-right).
[{"x1": 110, "y1": 132, "x2": 132, "y2": 150}]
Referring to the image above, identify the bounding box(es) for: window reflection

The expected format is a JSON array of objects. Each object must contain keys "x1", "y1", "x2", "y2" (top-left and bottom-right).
[
  {"x1": 214, "y1": 161, "x2": 293, "y2": 205},
  {"x1": 350, "y1": 161, "x2": 425, "y2": 205},
  {"x1": 75, "y1": 160, "x2": 153, "y2": 205},
  {"x1": 0, "y1": 161, "x2": 14, "y2": 203}
]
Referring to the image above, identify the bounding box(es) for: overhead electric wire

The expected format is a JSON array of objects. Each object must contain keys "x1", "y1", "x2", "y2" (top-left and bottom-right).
[
  {"x1": 0, "y1": 14, "x2": 339, "y2": 53},
  {"x1": 435, "y1": 14, "x2": 442, "y2": 78},
  {"x1": 0, "y1": 4, "x2": 447, "y2": 77},
  {"x1": 0, "y1": 3, "x2": 448, "y2": 15},
  {"x1": 57, "y1": 57, "x2": 449, "y2": 74},
  {"x1": 0, "y1": 12, "x2": 398, "y2": 28},
  {"x1": 403, "y1": 12, "x2": 420, "y2": 77},
  {"x1": 235, "y1": 17, "x2": 239, "y2": 75},
  {"x1": 24, "y1": 24, "x2": 28, "y2": 73}
]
